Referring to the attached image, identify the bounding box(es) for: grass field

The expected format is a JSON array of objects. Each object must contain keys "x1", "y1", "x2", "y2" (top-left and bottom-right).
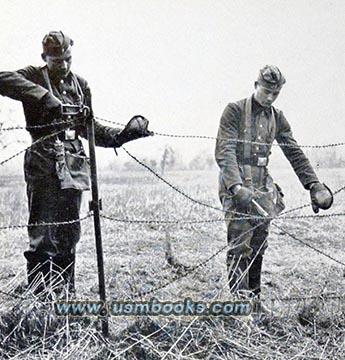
[{"x1": 0, "y1": 166, "x2": 344, "y2": 359}]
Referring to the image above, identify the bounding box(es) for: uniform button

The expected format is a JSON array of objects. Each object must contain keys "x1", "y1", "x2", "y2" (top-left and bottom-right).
[
  {"x1": 60, "y1": 79, "x2": 64, "y2": 84},
  {"x1": 260, "y1": 124, "x2": 263, "y2": 128},
  {"x1": 258, "y1": 136, "x2": 261, "y2": 140},
  {"x1": 62, "y1": 90, "x2": 67, "y2": 95}
]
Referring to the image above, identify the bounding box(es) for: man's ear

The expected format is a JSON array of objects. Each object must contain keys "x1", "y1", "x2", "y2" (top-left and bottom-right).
[{"x1": 41, "y1": 53, "x2": 47, "y2": 62}]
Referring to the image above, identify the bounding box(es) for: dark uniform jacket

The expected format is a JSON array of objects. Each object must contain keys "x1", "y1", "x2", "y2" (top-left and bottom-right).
[
  {"x1": 0, "y1": 66, "x2": 122, "y2": 188},
  {"x1": 215, "y1": 96, "x2": 319, "y2": 204}
]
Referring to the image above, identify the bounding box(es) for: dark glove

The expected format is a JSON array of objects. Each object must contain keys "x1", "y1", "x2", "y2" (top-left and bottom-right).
[
  {"x1": 116, "y1": 115, "x2": 153, "y2": 146},
  {"x1": 232, "y1": 185, "x2": 255, "y2": 210},
  {"x1": 309, "y1": 182, "x2": 333, "y2": 213},
  {"x1": 41, "y1": 92, "x2": 62, "y2": 120}
]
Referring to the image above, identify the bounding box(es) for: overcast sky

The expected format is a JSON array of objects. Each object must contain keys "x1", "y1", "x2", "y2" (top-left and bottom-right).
[{"x1": 0, "y1": 0, "x2": 344, "y2": 168}]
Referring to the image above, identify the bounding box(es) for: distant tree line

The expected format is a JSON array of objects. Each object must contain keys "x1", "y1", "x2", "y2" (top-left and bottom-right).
[{"x1": 305, "y1": 149, "x2": 345, "y2": 169}]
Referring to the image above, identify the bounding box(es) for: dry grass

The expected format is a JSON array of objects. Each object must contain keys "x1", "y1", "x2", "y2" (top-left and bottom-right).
[{"x1": 0, "y1": 168, "x2": 344, "y2": 359}]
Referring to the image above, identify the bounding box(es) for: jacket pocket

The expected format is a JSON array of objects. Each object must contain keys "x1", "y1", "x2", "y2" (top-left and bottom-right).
[
  {"x1": 274, "y1": 183, "x2": 285, "y2": 214},
  {"x1": 57, "y1": 151, "x2": 90, "y2": 190}
]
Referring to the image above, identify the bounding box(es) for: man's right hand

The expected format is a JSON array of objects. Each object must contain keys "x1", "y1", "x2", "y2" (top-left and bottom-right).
[
  {"x1": 232, "y1": 185, "x2": 255, "y2": 210},
  {"x1": 41, "y1": 92, "x2": 62, "y2": 120}
]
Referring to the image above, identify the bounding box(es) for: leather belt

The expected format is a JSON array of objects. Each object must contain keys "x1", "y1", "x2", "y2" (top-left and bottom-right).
[{"x1": 240, "y1": 156, "x2": 269, "y2": 167}]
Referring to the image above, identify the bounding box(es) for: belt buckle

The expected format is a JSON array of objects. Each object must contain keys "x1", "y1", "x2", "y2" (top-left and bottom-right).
[
  {"x1": 257, "y1": 157, "x2": 268, "y2": 166},
  {"x1": 64, "y1": 129, "x2": 76, "y2": 141}
]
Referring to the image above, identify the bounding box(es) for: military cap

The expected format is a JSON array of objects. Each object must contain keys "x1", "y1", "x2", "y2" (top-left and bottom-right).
[
  {"x1": 257, "y1": 65, "x2": 286, "y2": 90},
  {"x1": 42, "y1": 31, "x2": 74, "y2": 57}
]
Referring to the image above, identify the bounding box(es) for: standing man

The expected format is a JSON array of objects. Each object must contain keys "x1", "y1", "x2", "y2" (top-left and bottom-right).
[
  {"x1": 0, "y1": 31, "x2": 152, "y2": 295},
  {"x1": 215, "y1": 65, "x2": 333, "y2": 302}
]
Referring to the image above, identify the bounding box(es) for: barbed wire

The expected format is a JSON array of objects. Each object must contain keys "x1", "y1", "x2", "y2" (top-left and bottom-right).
[
  {"x1": 271, "y1": 292, "x2": 345, "y2": 302},
  {"x1": 1, "y1": 117, "x2": 83, "y2": 132},
  {"x1": 0, "y1": 283, "x2": 343, "y2": 307},
  {"x1": 122, "y1": 146, "x2": 345, "y2": 221},
  {"x1": 130, "y1": 229, "x2": 344, "y2": 300},
  {"x1": 0, "y1": 129, "x2": 74, "y2": 167},
  {"x1": 280, "y1": 184, "x2": 345, "y2": 216},
  {"x1": 95, "y1": 116, "x2": 345, "y2": 149},
  {"x1": 100, "y1": 211, "x2": 345, "y2": 225},
  {"x1": 0, "y1": 115, "x2": 344, "y2": 307},
  {"x1": 122, "y1": 147, "x2": 345, "y2": 268},
  {"x1": 271, "y1": 222, "x2": 345, "y2": 267},
  {"x1": 129, "y1": 216, "x2": 345, "y2": 299},
  {"x1": 121, "y1": 146, "x2": 239, "y2": 215},
  {"x1": 131, "y1": 222, "x2": 264, "y2": 299},
  {"x1": 0, "y1": 118, "x2": 86, "y2": 167},
  {"x1": 2, "y1": 115, "x2": 345, "y2": 149},
  {"x1": 0, "y1": 213, "x2": 92, "y2": 231}
]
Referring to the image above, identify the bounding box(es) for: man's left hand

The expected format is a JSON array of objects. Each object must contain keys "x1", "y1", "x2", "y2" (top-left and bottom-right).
[
  {"x1": 309, "y1": 182, "x2": 333, "y2": 213},
  {"x1": 116, "y1": 115, "x2": 153, "y2": 146}
]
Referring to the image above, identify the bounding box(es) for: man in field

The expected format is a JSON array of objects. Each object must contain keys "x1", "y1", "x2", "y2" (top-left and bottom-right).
[
  {"x1": 215, "y1": 65, "x2": 333, "y2": 307},
  {"x1": 0, "y1": 31, "x2": 152, "y2": 296}
]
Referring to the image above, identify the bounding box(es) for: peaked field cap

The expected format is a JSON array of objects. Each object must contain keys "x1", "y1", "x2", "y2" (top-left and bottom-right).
[
  {"x1": 42, "y1": 31, "x2": 74, "y2": 56},
  {"x1": 257, "y1": 65, "x2": 286, "y2": 90}
]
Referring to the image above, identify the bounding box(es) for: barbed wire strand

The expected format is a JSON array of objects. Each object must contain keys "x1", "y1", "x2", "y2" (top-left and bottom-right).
[
  {"x1": 122, "y1": 147, "x2": 345, "y2": 267},
  {"x1": 0, "y1": 213, "x2": 92, "y2": 231},
  {"x1": 121, "y1": 146, "x2": 238, "y2": 214},
  {"x1": 131, "y1": 222, "x2": 264, "y2": 299},
  {"x1": 274, "y1": 293, "x2": 345, "y2": 302},
  {"x1": 2, "y1": 115, "x2": 345, "y2": 150},
  {"x1": 280, "y1": 184, "x2": 345, "y2": 216},
  {"x1": 3, "y1": 206, "x2": 345, "y2": 232},
  {"x1": 122, "y1": 146, "x2": 345, "y2": 220},
  {"x1": 95, "y1": 116, "x2": 345, "y2": 149},
  {"x1": 129, "y1": 218, "x2": 344, "y2": 300},
  {"x1": 99, "y1": 211, "x2": 345, "y2": 225},
  {"x1": 0, "y1": 117, "x2": 344, "y2": 304},
  {"x1": 1, "y1": 117, "x2": 81, "y2": 132},
  {"x1": 271, "y1": 222, "x2": 345, "y2": 267},
  {"x1": 0, "y1": 118, "x2": 84, "y2": 167},
  {"x1": 0, "y1": 221, "x2": 342, "y2": 304}
]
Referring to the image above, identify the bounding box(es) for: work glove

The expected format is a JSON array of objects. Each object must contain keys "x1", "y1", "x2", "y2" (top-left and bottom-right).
[
  {"x1": 41, "y1": 92, "x2": 62, "y2": 120},
  {"x1": 309, "y1": 182, "x2": 333, "y2": 213},
  {"x1": 232, "y1": 185, "x2": 255, "y2": 211},
  {"x1": 116, "y1": 115, "x2": 153, "y2": 146}
]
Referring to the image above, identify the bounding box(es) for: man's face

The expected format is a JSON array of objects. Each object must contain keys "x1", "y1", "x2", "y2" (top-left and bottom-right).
[
  {"x1": 45, "y1": 46, "x2": 72, "y2": 79},
  {"x1": 254, "y1": 83, "x2": 281, "y2": 108}
]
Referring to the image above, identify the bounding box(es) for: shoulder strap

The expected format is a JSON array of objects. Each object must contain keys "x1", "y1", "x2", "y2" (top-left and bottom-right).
[
  {"x1": 268, "y1": 107, "x2": 276, "y2": 145},
  {"x1": 242, "y1": 97, "x2": 253, "y2": 188},
  {"x1": 243, "y1": 97, "x2": 252, "y2": 161},
  {"x1": 71, "y1": 73, "x2": 84, "y2": 104},
  {"x1": 41, "y1": 66, "x2": 54, "y2": 94}
]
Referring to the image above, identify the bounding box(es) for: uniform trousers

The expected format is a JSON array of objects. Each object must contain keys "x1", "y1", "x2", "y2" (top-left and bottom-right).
[{"x1": 24, "y1": 178, "x2": 82, "y2": 292}]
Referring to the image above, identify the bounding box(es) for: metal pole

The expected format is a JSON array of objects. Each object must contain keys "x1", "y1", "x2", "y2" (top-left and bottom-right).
[{"x1": 87, "y1": 116, "x2": 109, "y2": 337}]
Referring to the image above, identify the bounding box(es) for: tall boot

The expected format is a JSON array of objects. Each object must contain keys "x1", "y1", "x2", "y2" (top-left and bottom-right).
[
  {"x1": 248, "y1": 254, "x2": 263, "y2": 296},
  {"x1": 248, "y1": 254, "x2": 269, "y2": 314},
  {"x1": 227, "y1": 254, "x2": 251, "y2": 296}
]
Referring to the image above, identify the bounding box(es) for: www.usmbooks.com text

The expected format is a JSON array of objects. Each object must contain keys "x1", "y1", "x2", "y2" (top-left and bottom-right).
[{"x1": 54, "y1": 297, "x2": 251, "y2": 317}]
